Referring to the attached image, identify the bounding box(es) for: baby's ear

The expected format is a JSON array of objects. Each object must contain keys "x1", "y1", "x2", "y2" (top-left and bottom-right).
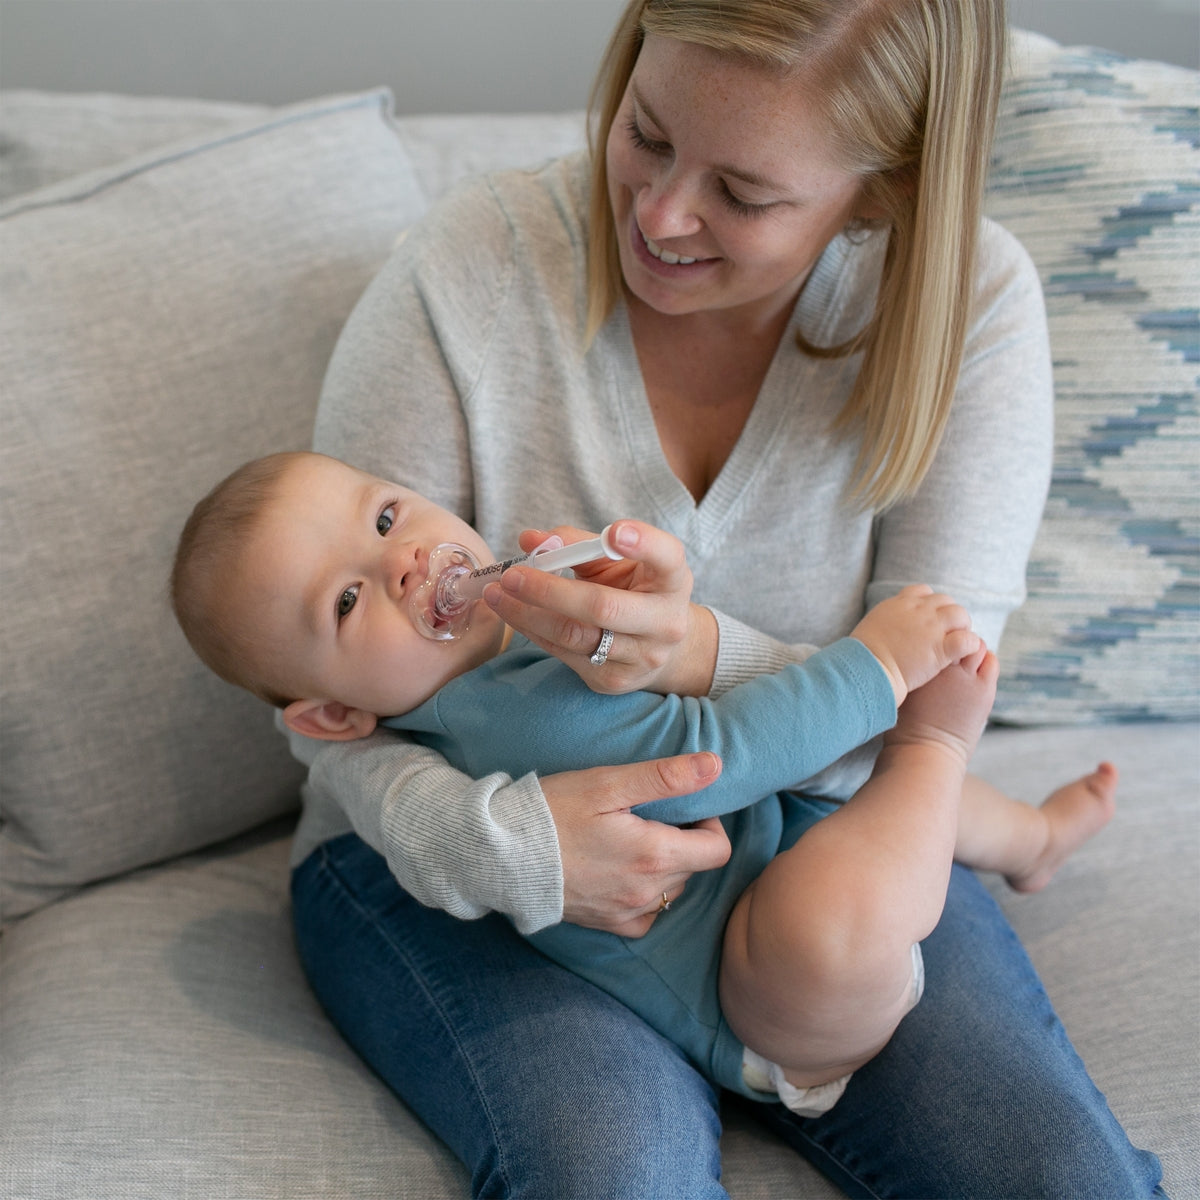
[{"x1": 282, "y1": 698, "x2": 378, "y2": 742}]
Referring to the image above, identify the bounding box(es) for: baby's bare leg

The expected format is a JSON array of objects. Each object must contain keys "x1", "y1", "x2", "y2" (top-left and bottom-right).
[
  {"x1": 720, "y1": 650, "x2": 998, "y2": 1089},
  {"x1": 955, "y1": 765, "x2": 1117, "y2": 892}
]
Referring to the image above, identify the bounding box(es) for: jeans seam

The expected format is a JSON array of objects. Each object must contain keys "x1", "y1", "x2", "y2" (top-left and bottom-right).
[{"x1": 786, "y1": 1121, "x2": 883, "y2": 1200}]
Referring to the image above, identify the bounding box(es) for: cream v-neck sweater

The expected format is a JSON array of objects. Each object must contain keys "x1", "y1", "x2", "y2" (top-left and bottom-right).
[{"x1": 288, "y1": 152, "x2": 1053, "y2": 933}]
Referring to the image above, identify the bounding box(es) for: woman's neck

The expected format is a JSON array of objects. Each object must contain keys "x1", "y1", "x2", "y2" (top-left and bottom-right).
[{"x1": 627, "y1": 297, "x2": 795, "y2": 502}]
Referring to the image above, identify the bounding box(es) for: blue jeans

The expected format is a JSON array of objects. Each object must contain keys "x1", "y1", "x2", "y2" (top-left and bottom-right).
[{"x1": 292, "y1": 833, "x2": 1164, "y2": 1199}]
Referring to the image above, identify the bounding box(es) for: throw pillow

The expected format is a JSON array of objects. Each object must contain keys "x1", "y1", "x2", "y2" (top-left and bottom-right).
[
  {"x1": 989, "y1": 32, "x2": 1199, "y2": 723},
  {"x1": 0, "y1": 90, "x2": 427, "y2": 922}
]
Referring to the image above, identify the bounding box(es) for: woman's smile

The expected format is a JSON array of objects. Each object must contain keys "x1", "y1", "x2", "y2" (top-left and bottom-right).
[
  {"x1": 639, "y1": 224, "x2": 703, "y2": 266},
  {"x1": 629, "y1": 210, "x2": 715, "y2": 274}
]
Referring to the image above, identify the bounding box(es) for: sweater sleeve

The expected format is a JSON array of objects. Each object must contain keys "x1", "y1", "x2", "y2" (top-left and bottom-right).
[{"x1": 291, "y1": 725, "x2": 563, "y2": 934}]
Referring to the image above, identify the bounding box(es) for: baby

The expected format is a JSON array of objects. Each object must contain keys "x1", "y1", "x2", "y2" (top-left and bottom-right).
[{"x1": 172, "y1": 450, "x2": 1115, "y2": 1117}]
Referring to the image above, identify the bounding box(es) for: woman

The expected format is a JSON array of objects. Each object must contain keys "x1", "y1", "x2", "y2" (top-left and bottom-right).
[{"x1": 288, "y1": 1, "x2": 1164, "y2": 1195}]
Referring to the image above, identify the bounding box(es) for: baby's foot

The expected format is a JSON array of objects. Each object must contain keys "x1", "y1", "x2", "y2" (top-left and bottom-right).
[
  {"x1": 1006, "y1": 763, "x2": 1118, "y2": 893},
  {"x1": 885, "y1": 647, "x2": 998, "y2": 766}
]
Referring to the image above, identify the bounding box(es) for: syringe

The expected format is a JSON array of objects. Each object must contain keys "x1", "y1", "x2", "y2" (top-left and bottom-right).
[{"x1": 412, "y1": 525, "x2": 624, "y2": 641}]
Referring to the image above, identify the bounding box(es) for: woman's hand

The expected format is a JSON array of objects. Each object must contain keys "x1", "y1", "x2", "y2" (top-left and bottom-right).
[
  {"x1": 540, "y1": 751, "x2": 731, "y2": 936},
  {"x1": 484, "y1": 519, "x2": 719, "y2": 697}
]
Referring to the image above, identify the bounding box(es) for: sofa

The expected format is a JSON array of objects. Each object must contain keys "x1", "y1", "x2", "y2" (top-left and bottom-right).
[{"x1": 1, "y1": 29, "x2": 1197, "y2": 1200}]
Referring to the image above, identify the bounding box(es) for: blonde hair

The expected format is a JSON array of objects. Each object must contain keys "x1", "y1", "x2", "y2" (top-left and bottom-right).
[
  {"x1": 170, "y1": 452, "x2": 306, "y2": 708},
  {"x1": 586, "y1": 0, "x2": 1007, "y2": 509}
]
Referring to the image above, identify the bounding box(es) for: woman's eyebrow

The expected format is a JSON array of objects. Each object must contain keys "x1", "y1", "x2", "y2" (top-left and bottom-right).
[{"x1": 630, "y1": 83, "x2": 786, "y2": 193}]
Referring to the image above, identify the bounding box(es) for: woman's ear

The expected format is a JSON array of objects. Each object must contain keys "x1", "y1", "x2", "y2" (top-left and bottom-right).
[{"x1": 282, "y1": 698, "x2": 378, "y2": 742}]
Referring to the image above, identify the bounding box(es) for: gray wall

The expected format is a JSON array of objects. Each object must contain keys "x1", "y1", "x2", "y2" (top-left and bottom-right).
[
  {"x1": 1, "y1": 0, "x2": 1195, "y2": 113},
  {"x1": 1008, "y1": 0, "x2": 1197, "y2": 67}
]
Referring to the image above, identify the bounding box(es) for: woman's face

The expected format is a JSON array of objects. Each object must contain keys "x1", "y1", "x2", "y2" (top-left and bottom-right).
[{"x1": 606, "y1": 34, "x2": 870, "y2": 328}]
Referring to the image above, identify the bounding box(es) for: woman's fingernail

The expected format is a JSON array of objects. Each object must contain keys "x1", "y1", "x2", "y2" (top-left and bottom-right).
[{"x1": 614, "y1": 523, "x2": 639, "y2": 552}]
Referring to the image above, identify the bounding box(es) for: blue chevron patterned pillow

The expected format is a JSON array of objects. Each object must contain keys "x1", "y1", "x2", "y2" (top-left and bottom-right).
[{"x1": 988, "y1": 31, "x2": 1199, "y2": 724}]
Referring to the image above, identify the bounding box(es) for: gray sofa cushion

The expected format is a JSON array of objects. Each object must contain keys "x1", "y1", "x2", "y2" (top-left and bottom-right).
[
  {"x1": 0, "y1": 90, "x2": 426, "y2": 923},
  {"x1": 0, "y1": 822, "x2": 476, "y2": 1199},
  {"x1": 0, "y1": 820, "x2": 844, "y2": 1199},
  {"x1": 973, "y1": 723, "x2": 1200, "y2": 1193},
  {"x1": 2, "y1": 721, "x2": 1194, "y2": 1198}
]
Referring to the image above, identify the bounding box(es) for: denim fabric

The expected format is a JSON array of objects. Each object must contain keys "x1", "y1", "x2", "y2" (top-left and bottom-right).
[
  {"x1": 292, "y1": 833, "x2": 1164, "y2": 1200},
  {"x1": 292, "y1": 833, "x2": 727, "y2": 1199}
]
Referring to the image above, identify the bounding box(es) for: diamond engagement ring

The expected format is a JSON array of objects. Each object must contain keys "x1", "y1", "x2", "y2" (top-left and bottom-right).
[
  {"x1": 589, "y1": 628, "x2": 615, "y2": 666},
  {"x1": 658, "y1": 892, "x2": 672, "y2": 913}
]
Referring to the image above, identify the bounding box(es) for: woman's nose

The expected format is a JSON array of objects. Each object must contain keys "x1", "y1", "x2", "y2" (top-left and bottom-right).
[{"x1": 636, "y1": 170, "x2": 704, "y2": 241}]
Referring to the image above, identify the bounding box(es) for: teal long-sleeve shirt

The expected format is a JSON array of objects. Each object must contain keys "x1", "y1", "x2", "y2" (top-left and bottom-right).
[
  {"x1": 383, "y1": 633, "x2": 896, "y2": 1098},
  {"x1": 386, "y1": 633, "x2": 895, "y2": 826}
]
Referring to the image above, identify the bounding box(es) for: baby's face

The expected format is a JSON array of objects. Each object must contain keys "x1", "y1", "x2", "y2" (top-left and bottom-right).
[{"x1": 241, "y1": 455, "x2": 505, "y2": 716}]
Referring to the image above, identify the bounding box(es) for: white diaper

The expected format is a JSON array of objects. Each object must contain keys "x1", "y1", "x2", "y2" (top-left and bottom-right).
[
  {"x1": 741, "y1": 1048, "x2": 852, "y2": 1117},
  {"x1": 741, "y1": 943, "x2": 925, "y2": 1118}
]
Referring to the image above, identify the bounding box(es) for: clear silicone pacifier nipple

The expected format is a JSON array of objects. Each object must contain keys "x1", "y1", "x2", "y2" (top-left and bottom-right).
[
  {"x1": 410, "y1": 525, "x2": 623, "y2": 643},
  {"x1": 410, "y1": 542, "x2": 482, "y2": 641}
]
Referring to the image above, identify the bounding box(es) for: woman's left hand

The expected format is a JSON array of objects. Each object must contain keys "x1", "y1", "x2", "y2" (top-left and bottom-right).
[{"x1": 484, "y1": 519, "x2": 719, "y2": 697}]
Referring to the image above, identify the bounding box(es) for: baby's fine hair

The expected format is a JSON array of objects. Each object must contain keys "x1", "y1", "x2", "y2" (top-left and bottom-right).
[{"x1": 171, "y1": 451, "x2": 308, "y2": 708}]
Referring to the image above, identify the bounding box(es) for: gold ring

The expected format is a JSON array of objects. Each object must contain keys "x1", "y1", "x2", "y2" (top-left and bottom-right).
[{"x1": 658, "y1": 892, "x2": 672, "y2": 913}]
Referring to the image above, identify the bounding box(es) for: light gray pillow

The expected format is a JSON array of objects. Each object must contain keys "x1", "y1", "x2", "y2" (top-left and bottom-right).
[
  {"x1": 0, "y1": 90, "x2": 268, "y2": 202},
  {"x1": 0, "y1": 90, "x2": 427, "y2": 923},
  {"x1": 989, "y1": 33, "x2": 1199, "y2": 723}
]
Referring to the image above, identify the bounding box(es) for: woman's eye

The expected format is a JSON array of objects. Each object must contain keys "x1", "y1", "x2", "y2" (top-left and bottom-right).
[
  {"x1": 626, "y1": 115, "x2": 669, "y2": 156},
  {"x1": 626, "y1": 113, "x2": 768, "y2": 218},
  {"x1": 337, "y1": 585, "x2": 359, "y2": 621},
  {"x1": 719, "y1": 183, "x2": 772, "y2": 218},
  {"x1": 376, "y1": 505, "x2": 396, "y2": 536}
]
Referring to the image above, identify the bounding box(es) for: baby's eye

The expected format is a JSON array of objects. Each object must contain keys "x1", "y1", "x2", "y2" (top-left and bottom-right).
[
  {"x1": 376, "y1": 505, "x2": 396, "y2": 536},
  {"x1": 337, "y1": 585, "x2": 360, "y2": 621}
]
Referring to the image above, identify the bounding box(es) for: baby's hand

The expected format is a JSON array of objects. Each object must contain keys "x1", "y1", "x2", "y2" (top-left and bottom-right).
[{"x1": 851, "y1": 585, "x2": 981, "y2": 706}]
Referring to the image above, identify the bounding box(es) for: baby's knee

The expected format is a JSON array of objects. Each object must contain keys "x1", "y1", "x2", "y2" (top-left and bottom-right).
[
  {"x1": 787, "y1": 900, "x2": 923, "y2": 1007},
  {"x1": 740, "y1": 945, "x2": 925, "y2": 1121}
]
